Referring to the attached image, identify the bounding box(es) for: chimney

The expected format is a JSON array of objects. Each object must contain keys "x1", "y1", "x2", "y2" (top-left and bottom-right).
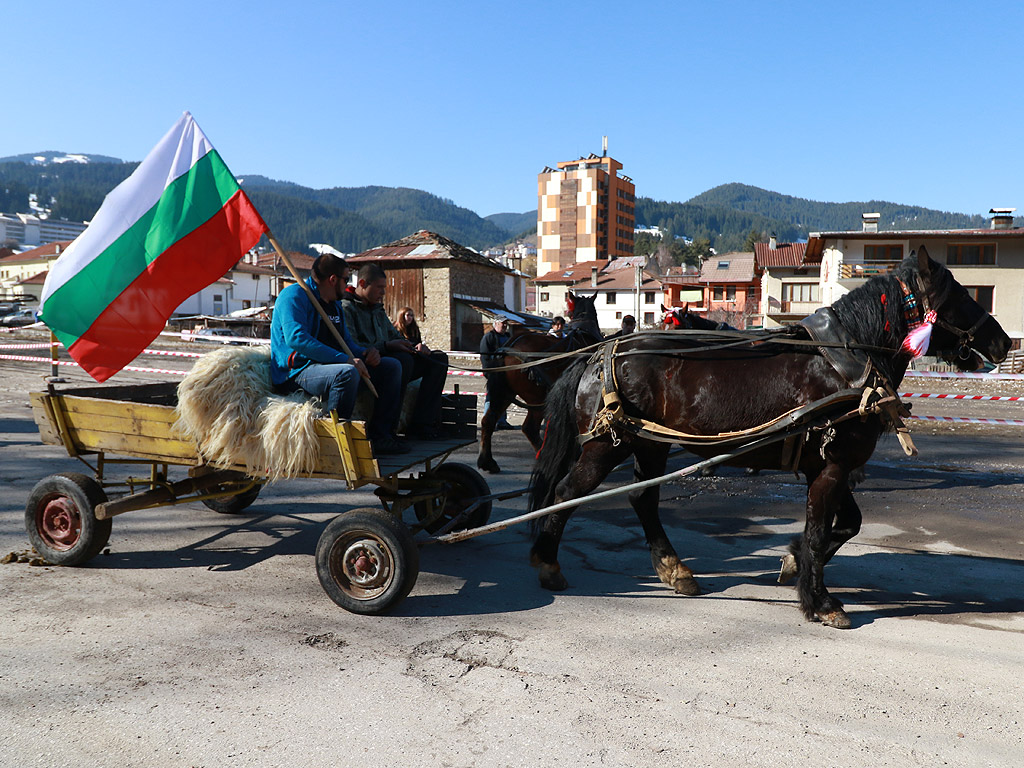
[
  {"x1": 769, "y1": 234, "x2": 777, "y2": 250},
  {"x1": 990, "y1": 207, "x2": 1016, "y2": 230},
  {"x1": 862, "y1": 213, "x2": 880, "y2": 233},
  {"x1": 602, "y1": 136, "x2": 608, "y2": 157},
  {"x1": 591, "y1": 266, "x2": 599, "y2": 287}
]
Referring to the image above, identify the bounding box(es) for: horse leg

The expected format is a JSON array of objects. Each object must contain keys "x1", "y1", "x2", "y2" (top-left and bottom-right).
[
  {"x1": 779, "y1": 471, "x2": 863, "y2": 581},
  {"x1": 520, "y1": 407, "x2": 544, "y2": 451},
  {"x1": 530, "y1": 438, "x2": 631, "y2": 591},
  {"x1": 795, "y1": 462, "x2": 851, "y2": 628},
  {"x1": 629, "y1": 441, "x2": 700, "y2": 596}
]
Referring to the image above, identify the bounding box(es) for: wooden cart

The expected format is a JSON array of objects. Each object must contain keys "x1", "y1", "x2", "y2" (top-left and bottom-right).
[{"x1": 27, "y1": 381, "x2": 491, "y2": 614}]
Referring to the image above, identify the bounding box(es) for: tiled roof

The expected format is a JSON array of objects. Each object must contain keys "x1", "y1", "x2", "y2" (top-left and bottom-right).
[
  {"x1": 581, "y1": 268, "x2": 662, "y2": 292},
  {"x1": 754, "y1": 241, "x2": 813, "y2": 268},
  {"x1": 16, "y1": 270, "x2": 48, "y2": 285},
  {"x1": 533, "y1": 260, "x2": 609, "y2": 284},
  {"x1": 349, "y1": 230, "x2": 511, "y2": 272},
  {"x1": 0, "y1": 240, "x2": 74, "y2": 263},
  {"x1": 699, "y1": 252, "x2": 757, "y2": 284},
  {"x1": 253, "y1": 251, "x2": 315, "y2": 272}
]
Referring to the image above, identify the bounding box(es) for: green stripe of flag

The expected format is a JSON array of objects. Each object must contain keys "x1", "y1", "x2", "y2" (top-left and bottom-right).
[{"x1": 41, "y1": 150, "x2": 240, "y2": 345}]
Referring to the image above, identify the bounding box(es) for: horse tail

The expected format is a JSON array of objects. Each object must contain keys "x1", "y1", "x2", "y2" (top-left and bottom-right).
[{"x1": 528, "y1": 358, "x2": 587, "y2": 523}]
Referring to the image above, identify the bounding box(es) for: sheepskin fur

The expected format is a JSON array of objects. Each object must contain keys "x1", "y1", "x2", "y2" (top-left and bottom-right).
[{"x1": 175, "y1": 346, "x2": 321, "y2": 481}]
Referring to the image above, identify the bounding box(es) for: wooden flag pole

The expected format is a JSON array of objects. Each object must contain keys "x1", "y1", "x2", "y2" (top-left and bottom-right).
[{"x1": 266, "y1": 232, "x2": 377, "y2": 397}]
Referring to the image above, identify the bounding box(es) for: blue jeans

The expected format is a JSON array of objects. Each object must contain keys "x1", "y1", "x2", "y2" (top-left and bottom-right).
[{"x1": 295, "y1": 363, "x2": 360, "y2": 418}]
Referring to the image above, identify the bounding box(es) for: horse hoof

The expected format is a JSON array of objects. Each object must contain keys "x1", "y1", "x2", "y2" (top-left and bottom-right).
[
  {"x1": 778, "y1": 554, "x2": 798, "y2": 585},
  {"x1": 477, "y1": 460, "x2": 500, "y2": 474},
  {"x1": 817, "y1": 610, "x2": 852, "y2": 629},
  {"x1": 673, "y1": 576, "x2": 701, "y2": 596},
  {"x1": 537, "y1": 565, "x2": 568, "y2": 591}
]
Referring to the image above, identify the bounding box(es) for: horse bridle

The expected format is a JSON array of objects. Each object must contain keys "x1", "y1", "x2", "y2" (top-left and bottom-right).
[{"x1": 900, "y1": 275, "x2": 990, "y2": 360}]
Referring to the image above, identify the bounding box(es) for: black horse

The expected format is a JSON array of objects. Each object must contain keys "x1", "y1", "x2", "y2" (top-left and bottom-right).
[
  {"x1": 528, "y1": 247, "x2": 1010, "y2": 628},
  {"x1": 477, "y1": 292, "x2": 602, "y2": 473},
  {"x1": 661, "y1": 303, "x2": 734, "y2": 331}
]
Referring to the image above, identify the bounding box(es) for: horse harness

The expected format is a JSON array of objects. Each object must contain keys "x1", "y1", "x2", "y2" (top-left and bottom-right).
[{"x1": 581, "y1": 329, "x2": 919, "y2": 473}]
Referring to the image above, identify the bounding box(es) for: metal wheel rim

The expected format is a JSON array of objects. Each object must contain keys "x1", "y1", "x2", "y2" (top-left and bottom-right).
[
  {"x1": 36, "y1": 494, "x2": 81, "y2": 551},
  {"x1": 328, "y1": 531, "x2": 395, "y2": 601}
]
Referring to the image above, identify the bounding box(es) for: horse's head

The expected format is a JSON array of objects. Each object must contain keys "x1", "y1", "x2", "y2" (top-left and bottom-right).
[
  {"x1": 661, "y1": 303, "x2": 690, "y2": 329},
  {"x1": 911, "y1": 245, "x2": 1011, "y2": 370},
  {"x1": 566, "y1": 291, "x2": 601, "y2": 340}
]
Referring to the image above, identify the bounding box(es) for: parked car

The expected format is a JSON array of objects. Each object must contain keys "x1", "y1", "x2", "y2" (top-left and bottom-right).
[
  {"x1": 0, "y1": 308, "x2": 39, "y2": 327},
  {"x1": 191, "y1": 327, "x2": 244, "y2": 345}
]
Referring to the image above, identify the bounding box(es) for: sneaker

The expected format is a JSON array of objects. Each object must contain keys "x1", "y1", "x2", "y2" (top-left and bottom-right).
[{"x1": 373, "y1": 436, "x2": 411, "y2": 455}]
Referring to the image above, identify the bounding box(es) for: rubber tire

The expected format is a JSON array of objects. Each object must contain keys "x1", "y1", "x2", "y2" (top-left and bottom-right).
[
  {"x1": 25, "y1": 472, "x2": 111, "y2": 566},
  {"x1": 414, "y1": 462, "x2": 492, "y2": 534},
  {"x1": 201, "y1": 482, "x2": 262, "y2": 515},
  {"x1": 316, "y1": 507, "x2": 419, "y2": 615}
]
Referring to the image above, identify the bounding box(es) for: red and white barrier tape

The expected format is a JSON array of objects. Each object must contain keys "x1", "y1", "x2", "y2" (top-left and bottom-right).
[
  {"x1": 448, "y1": 369, "x2": 485, "y2": 377},
  {"x1": 900, "y1": 392, "x2": 1024, "y2": 402},
  {"x1": 0, "y1": 342, "x2": 57, "y2": 350},
  {"x1": 905, "y1": 370, "x2": 1024, "y2": 380},
  {"x1": 0, "y1": 353, "x2": 188, "y2": 376},
  {"x1": 909, "y1": 415, "x2": 1024, "y2": 426}
]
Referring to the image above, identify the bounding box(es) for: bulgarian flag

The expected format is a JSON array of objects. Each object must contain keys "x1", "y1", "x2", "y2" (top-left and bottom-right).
[{"x1": 39, "y1": 112, "x2": 268, "y2": 382}]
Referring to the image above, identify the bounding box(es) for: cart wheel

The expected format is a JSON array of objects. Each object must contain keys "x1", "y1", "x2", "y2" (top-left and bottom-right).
[
  {"x1": 414, "y1": 462, "x2": 492, "y2": 534},
  {"x1": 25, "y1": 473, "x2": 111, "y2": 566},
  {"x1": 316, "y1": 508, "x2": 419, "y2": 615},
  {"x1": 201, "y1": 482, "x2": 262, "y2": 515}
]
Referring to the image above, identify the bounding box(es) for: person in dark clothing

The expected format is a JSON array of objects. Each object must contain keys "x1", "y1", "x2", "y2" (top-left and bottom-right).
[
  {"x1": 548, "y1": 316, "x2": 565, "y2": 337},
  {"x1": 270, "y1": 254, "x2": 408, "y2": 455},
  {"x1": 479, "y1": 316, "x2": 514, "y2": 429},
  {"x1": 341, "y1": 263, "x2": 450, "y2": 440},
  {"x1": 606, "y1": 314, "x2": 636, "y2": 339}
]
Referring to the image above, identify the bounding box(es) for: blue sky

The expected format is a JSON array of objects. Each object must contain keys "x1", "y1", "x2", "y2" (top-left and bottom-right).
[{"x1": 5, "y1": 1, "x2": 1021, "y2": 218}]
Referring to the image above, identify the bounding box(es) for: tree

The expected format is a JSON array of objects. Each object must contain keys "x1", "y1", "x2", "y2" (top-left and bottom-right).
[{"x1": 743, "y1": 228, "x2": 767, "y2": 251}]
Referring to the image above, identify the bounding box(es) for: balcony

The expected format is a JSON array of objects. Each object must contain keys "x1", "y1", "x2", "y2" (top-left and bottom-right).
[
  {"x1": 767, "y1": 299, "x2": 820, "y2": 318},
  {"x1": 838, "y1": 261, "x2": 900, "y2": 284}
]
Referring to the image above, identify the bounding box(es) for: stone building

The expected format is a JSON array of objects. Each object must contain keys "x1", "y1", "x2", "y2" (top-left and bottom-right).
[{"x1": 347, "y1": 230, "x2": 522, "y2": 351}]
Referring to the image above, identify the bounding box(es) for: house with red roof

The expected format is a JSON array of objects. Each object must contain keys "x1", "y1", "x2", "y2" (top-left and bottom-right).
[
  {"x1": 699, "y1": 252, "x2": 761, "y2": 328},
  {"x1": 755, "y1": 237, "x2": 822, "y2": 328}
]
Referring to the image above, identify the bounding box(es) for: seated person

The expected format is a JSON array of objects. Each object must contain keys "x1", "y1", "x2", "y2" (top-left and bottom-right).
[
  {"x1": 394, "y1": 306, "x2": 422, "y2": 345},
  {"x1": 548, "y1": 316, "x2": 565, "y2": 337},
  {"x1": 342, "y1": 263, "x2": 450, "y2": 440},
  {"x1": 270, "y1": 254, "x2": 409, "y2": 455},
  {"x1": 606, "y1": 314, "x2": 636, "y2": 339}
]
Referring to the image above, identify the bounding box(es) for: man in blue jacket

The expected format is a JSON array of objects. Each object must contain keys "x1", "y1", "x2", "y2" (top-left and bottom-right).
[{"x1": 270, "y1": 253, "x2": 408, "y2": 454}]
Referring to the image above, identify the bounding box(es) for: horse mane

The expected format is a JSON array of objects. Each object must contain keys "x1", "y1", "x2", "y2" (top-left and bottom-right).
[{"x1": 829, "y1": 255, "x2": 954, "y2": 382}]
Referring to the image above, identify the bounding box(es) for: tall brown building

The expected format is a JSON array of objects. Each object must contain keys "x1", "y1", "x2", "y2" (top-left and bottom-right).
[{"x1": 537, "y1": 140, "x2": 635, "y2": 276}]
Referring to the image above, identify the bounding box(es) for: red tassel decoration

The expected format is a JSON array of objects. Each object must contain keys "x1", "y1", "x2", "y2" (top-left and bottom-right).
[{"x1": 901, "y1": 310, "x2": 937, "y2": 358}]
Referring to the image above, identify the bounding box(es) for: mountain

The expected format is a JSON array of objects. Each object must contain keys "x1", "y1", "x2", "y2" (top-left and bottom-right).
[
  {"x1": 636, "y1": 183, "x2": 992, "y2": 253},
  {"x1": 485, "y1": 211, "x2": 535, "y2": 237},
  {"x1": 0, "y1": 159, "x2": 524, "y2": 252},
  {"x1": 0, "y1": 151, "x2": 124, "y2": 165}
]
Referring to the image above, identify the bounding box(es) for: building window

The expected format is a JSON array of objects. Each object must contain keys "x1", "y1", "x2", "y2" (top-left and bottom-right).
[
  {"x1": 615, "y1": 311, "x2": 622, "y2": 320},
  {"x1": 644, "y1": 312, "x2": 655, "y2": 325},
  {"x1": 726, "y1": 287, "x2": 736, "y2": 301},
  {"x1": 947, "y1": 243, "x2": 995, "y2": 265},
  {"x1": 783, "y1": 283, "x2": 819, "y2": 302},
  {"x1": 540, "y1": 291, "x2": 549, "y2": 302},
  {"x1": 606, "y1": 292, "x2": 616, "y2": 304},
  {"x1": 644, "y1": 292, "x2": 655, "y2": 304},
  {"x1": 242, "y1": 300, "x2": 251, "y2": 310},
  {"x1": 965, "y1": 286, "x2": 994, "y2": 312},
  {"x1": 713, "y1": 287, "x2": 723, "y2": 301},
  {"x1": 864, "y1": 244, "x2": 903, "y2": 262}
]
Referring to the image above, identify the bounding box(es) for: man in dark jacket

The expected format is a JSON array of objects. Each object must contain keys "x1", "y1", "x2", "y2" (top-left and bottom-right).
[
  {"x1": 270, "y1": 254, "x2": 408, "y2": 454},
  {"x1": 479, "y1": 316, "x2": 513, "y2": 429},
  {"x1": 341, "y1": 263, "x2": 449, "y2": 440}
]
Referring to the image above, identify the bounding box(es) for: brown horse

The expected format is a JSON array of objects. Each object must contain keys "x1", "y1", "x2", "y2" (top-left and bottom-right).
[
  {"x1": 528, "y1": 248, "x2": 1010, "y2": 628},
  {"x1": 477, "y1": 292, "x2": 601, "y2": 473}
]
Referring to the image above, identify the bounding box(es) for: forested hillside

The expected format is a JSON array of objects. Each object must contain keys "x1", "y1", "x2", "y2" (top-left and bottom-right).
[{"x1": 0, "y1": 161, "x2": 523, "y2": 252}]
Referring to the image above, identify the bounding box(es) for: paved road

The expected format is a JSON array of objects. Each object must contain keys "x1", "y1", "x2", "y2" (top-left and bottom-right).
[{"x1": 1, "y1": 341, "x2": 1022, "y2": 767}]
